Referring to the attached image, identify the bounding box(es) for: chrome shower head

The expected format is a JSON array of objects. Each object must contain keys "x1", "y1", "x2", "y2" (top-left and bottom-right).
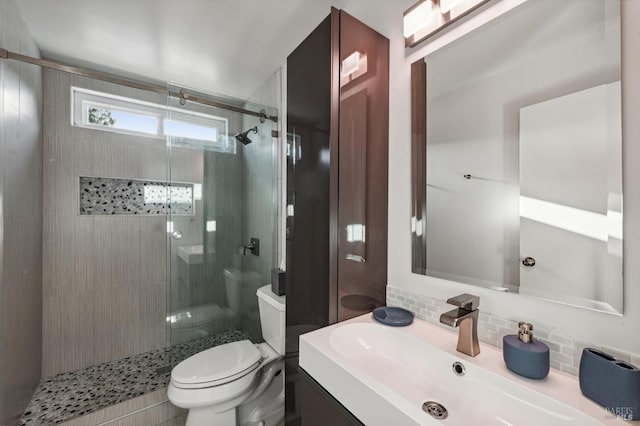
[{"x1": 235, "y1": 126, "x2": 258, "y2": 145}]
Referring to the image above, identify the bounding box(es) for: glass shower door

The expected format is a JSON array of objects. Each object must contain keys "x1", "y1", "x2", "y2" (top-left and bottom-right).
[{"x1": 164, "y1": 84, "x2": 278, "y2": 362}]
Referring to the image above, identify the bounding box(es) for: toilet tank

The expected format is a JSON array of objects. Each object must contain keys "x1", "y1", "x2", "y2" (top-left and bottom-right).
[
  {"x1": 257, "y1": 285, "x2": 286, "y2": 355},
  {"x1": 224, "y1": 268, "x2": 262, "y2": 312}
]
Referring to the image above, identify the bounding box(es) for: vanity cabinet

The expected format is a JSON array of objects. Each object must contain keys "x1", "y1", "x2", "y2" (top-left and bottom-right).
[
  {"x1": 335, "y1": 10, "x2": 389, "y2": 323},
  {"x1": 286, "y1": 6, "x2": 389, "y2": 335},
  {"x1": 286, "y1": 8, "x2": 389, "y2": 424},
  {"x1": 300, "y1": 369, "x2": 363, "y2": 426}
]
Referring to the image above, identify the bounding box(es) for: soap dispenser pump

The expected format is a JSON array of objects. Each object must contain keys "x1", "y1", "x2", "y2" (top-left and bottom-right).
[{"x1": 503, "y1": 322, "x2": 550, "y2": 379}]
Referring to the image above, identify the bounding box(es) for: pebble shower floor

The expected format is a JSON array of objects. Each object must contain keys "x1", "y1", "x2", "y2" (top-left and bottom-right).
[{"x1": 18, "y1": 329, "x2": 251, "y2": 425}]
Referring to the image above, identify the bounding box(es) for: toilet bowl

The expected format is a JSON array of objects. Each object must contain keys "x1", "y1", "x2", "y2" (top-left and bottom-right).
[{"x1": 168, "y1": 284, "x2": 285, "y2": 426}]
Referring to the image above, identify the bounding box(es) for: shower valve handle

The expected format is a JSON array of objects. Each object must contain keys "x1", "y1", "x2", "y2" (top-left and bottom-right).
[{"x1": 243, "y1": 238, "x2": 260, "y2": 256}]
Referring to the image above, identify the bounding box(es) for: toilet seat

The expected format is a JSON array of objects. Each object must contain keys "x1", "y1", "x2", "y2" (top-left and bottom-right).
[
  {"x1": 167, "y1": 285, "x2": 285, "y2": 425},
  {"x1": 167, "y1": 342, "x2": 281, "y2": 414},
  {"x1": 172, "y1": 340, "x2": 262, "y2": 389}
]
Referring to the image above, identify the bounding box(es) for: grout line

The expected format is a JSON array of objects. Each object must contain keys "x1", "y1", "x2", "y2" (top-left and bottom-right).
[{"x1": 97, "y1": 400, "x2": 167, "y2": 426}]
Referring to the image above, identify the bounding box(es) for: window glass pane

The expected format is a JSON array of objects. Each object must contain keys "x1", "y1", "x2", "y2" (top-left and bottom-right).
[
  {"x1": 73, "y1": 88, "x2": 230, "y2": 152},
  {"x1": 163, "y1": 119, "x2": 218, "y2": 142},
  {"x1": 86, "y1": 103, "x2": 158, "y2": 135}
]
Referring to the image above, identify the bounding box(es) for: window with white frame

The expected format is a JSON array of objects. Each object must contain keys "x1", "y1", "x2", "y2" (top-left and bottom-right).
[{"x1": 71, "y1": 87, "x2": 233, "y2": 153}]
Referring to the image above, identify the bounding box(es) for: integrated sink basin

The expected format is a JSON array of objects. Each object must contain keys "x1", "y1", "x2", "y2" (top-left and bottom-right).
[{"x1": 300, "y1": 315, "x2": 623, "y2": 425}]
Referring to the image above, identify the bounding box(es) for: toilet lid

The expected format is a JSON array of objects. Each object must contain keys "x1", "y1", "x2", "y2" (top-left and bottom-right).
[{"x1": 172, "y1": 340, "x2": 261, "y2": 386}]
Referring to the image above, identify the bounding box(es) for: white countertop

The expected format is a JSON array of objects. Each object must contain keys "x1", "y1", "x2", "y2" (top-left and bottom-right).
[{"x1": 299, "y1": 313, "x2": 629, "y2": 425}]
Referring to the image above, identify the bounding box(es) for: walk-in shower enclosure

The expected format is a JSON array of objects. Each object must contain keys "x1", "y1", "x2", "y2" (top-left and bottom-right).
[{"x1": 10, "y1": 59, "x2": 280, "y2": 424}]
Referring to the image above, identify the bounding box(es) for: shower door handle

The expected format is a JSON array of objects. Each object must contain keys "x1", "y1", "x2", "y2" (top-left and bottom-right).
[{"x1": 171, "y1": 230, "x2": 183, "y2": 240}]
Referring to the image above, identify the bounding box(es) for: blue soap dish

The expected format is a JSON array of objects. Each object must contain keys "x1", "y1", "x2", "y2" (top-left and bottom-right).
[{"x1": 372, "y1": 307, "x2": 414, "y2": 326}]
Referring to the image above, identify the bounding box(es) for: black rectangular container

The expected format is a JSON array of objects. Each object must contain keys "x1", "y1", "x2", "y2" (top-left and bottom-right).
[{"x1": 271, "y1": 268, "x2": 286, "y2": 296}]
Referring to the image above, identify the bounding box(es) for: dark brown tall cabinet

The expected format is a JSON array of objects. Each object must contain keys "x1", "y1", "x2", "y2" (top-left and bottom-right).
[{"x1": 285, "y1": 8, "x2": 389, "y2": 424}]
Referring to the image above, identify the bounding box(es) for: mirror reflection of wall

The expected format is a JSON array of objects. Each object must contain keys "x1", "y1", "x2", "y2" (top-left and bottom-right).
[
  {"x1": 418, "y1": 0, "x2": 622, "y2": 313},
  {"x1": 519, "y1": 83, "x2": 622, "y2": 310}
]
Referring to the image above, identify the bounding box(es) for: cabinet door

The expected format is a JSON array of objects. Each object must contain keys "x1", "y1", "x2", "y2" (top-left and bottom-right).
[
  {"x1": 337, "y1": 11, "x2": 389, "y2": 321},
  {"x1": 286, "y1": 12, "x2": 334, "y2": 334},
  {"x1": 300, "y1": 370, "x2": 363, "y2": 426}
]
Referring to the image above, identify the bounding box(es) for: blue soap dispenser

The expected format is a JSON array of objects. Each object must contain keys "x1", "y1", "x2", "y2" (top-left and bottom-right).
[{"x1": 503, "y1": 322, "x2": 550, "y2": 380}]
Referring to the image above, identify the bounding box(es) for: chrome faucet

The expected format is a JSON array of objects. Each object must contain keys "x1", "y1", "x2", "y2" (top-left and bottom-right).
[{"x1": 439, "y1": 294, "x2": 480, "y2": 357}]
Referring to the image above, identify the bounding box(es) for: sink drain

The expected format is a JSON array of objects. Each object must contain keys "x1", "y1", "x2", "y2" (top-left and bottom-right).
[
  {"x1": 452, "y1": 361, "x2": 466, "y2": 376},
  {"x1": 422, "y1": 401, "x2": 448, "y2": 420}
]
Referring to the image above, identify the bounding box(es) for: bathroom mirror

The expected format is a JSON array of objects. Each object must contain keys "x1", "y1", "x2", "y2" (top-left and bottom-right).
[{"x1": 410, "y1": 0, "x2": 623, "y2": 314}]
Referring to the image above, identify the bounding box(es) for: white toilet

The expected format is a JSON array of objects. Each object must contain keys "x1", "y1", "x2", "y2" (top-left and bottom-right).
[{"x1": 168, "y1": 285, "x2": 285, "y2": 426}]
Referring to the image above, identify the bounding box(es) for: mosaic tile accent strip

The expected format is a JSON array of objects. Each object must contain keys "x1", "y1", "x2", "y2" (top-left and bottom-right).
[
  {"x1": 19, "y1": 329, "x2": 251, "y2": 426},
  {"x1": 387, "y1": 285, "x2": 640, "y2": 377},
  {"x1": 79, "y1": 177, "x2": 195, "y2": 215}
]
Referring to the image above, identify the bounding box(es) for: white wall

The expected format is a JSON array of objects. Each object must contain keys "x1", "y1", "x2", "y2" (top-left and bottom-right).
[{"x1": 334, "y1": 0, "x2": 640, "y2": 355}]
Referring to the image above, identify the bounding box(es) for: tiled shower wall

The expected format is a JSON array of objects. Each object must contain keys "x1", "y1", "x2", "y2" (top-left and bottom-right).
[
  {"x1": 42, "y1": 70, "x2": 173, "y2": 377},
  {"x1": 387, "y1": 286, "x2": 640, "y2": 376},
  {"x1": 0, "y1": 0, "x2": 43, "y2": 422}
]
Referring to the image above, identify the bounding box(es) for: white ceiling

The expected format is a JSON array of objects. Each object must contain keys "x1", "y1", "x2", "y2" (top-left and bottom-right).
[{"x1": 14, "y1": 0, "x2": 398, "y2": 100}]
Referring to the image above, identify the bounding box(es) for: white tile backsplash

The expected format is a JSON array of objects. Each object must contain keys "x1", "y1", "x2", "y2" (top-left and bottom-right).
[{"x1": 387, "y1": 285, "x2": 640, "y2": 376}]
